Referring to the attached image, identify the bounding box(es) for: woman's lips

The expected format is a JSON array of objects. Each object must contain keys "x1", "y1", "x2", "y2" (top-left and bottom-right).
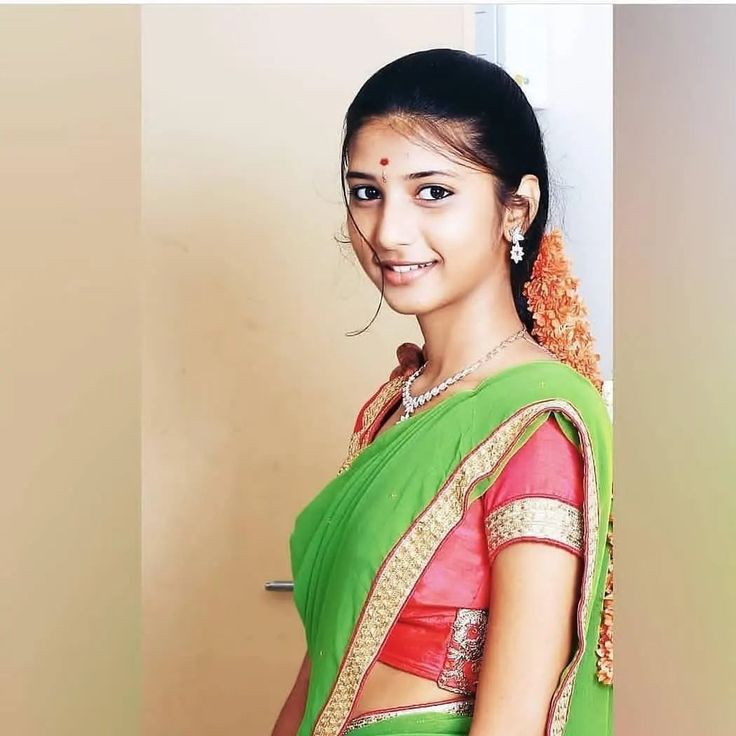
[{"x1": 376, "y1": 259, "x2": 439, "y2": 286}]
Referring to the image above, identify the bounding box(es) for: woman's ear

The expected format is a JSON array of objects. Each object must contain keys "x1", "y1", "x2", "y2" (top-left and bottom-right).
[{"x1": 515, "y1": 174, "x2": 541, "y2": 228}]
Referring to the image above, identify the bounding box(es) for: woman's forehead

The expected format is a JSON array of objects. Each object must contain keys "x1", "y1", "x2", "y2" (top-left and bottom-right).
[{"x1": 349, "y1": 123, "x2": 461, "y2": 170}]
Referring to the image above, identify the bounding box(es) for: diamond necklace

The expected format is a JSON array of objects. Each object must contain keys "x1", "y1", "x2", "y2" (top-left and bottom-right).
[{"x1": 399, "y1": 327, "x2": 534, "y2": 422}]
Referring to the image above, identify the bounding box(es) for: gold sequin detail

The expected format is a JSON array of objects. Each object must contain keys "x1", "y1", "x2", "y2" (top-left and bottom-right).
[
  {"x1": 338, "y1": 377, "x2": 404, "y2": 474},
  {"x1": 485, "y1": 497, "x2": 583, "y2": 559},
  {"x1": 342, "y1": 699, "x2": 474, "y2": 734},
  {"x1": 595, "y1": 510, "x2": 614, "y2": 686},
  {"x1": 437, "y1": 608, "x2": 488, "y2": 695},
  {"x1": 312, "y1": 400, "x2": 600, "y2": 736}
]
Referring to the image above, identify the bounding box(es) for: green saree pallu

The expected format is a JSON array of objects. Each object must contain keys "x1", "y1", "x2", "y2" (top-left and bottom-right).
[{"x1": 289, "y1": 360, "x2": 614, "y2": 735}]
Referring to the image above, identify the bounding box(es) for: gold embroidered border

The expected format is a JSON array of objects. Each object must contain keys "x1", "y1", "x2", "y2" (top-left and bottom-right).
[
  {"x1": 437, "y1": 608, "x2": 488, "y2": 695},
  {"x1": 338, "y1": 377, "x2": 404, "y2": 474},
  {"x1": 312, "y1": 399, "x2": 600, "y2": 736},
  {"x1": 485, "y1": 497, "x2": 583, "y2": 558},
  {"x1": 545, "y1": 405, "x2": 600, "y2": 735},
  {"x1": 595, "y1": 510, "x2": 614, "y2": 685},
  {"x1": 342, "y1": 699, "x2": 474, "y2": 734}
]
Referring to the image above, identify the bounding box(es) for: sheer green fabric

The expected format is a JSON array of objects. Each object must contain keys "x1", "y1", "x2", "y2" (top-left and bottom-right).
[
  {"x1": 289, "y1": 360, "x2": 613, "y2": 736},
  {"x1": 344, "y1": 710, "x2": 474, "y2": 735}
]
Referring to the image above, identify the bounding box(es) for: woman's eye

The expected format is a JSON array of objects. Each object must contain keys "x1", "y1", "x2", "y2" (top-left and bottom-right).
[
  {"x1": 417, "y1": 185, "x2": 453, "y2": 201},
  {"x1": 350, "y1": 185, "x2": 381, "y2": 201}
]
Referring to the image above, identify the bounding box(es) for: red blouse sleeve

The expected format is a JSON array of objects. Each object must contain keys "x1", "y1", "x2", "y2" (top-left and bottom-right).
[{"x1": 482, "y1": 415, "x2": 585, "y2": 564}]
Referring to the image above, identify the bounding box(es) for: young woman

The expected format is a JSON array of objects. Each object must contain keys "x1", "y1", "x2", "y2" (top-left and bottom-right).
[{"x1": 274, "y1": 49, "x2": 613, "y2": 736}]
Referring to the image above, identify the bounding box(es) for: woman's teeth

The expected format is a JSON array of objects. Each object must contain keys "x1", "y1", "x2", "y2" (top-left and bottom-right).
[
  {"x1": 386, "y1": 262, "x2": 435, "y2": 272},
  {"x1": 378, "y1": 258, "x2": 438, "y2": 286}
]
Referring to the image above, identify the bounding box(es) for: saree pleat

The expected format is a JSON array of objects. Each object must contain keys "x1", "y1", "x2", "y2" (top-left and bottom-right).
[{"x1": 289, "y1": 360, "x2": 613, "y2": 736}]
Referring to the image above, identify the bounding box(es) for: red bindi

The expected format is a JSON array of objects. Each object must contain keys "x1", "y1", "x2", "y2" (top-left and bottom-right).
[{"x1": 380, "y1": 158, "x2": 389, "y2": 166}]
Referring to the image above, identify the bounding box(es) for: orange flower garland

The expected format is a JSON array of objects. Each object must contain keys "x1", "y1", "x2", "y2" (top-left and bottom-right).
[
  {"x1": 524, "y1": 229, "x2": 613, "y2": 686},
  {"x1": 522, "y1": 229, "x2": 604, "y2": 393}
]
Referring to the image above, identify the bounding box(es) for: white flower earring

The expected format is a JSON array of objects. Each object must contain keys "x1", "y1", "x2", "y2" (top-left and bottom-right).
[{"x1": 509, "y1": 225, "x2": 525, "y2": 264}]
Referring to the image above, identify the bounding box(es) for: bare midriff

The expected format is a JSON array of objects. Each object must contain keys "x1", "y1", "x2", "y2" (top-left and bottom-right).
[{"x1": 349, "y1": 661, "x2": 469, "y2": 719}]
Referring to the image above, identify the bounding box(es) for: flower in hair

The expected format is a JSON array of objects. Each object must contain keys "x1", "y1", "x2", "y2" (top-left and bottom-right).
[{"x1": 523, "y1": 229, "x2": 604, "y2": 392}]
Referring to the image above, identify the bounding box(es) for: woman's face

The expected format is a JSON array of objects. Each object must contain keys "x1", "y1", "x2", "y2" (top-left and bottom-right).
[{"x1": 345, "y1": 118, "x2": 507, "y2": 316}]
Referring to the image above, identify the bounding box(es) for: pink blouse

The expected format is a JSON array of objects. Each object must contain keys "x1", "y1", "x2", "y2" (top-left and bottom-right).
[{"x1": 374, "y1": 415, "x2": 585, "y2": 695}]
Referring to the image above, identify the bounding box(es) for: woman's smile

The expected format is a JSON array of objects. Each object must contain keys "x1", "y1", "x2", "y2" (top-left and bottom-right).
[{"x1": 373, "y1": 256, "x2": 439, "y2": 286}]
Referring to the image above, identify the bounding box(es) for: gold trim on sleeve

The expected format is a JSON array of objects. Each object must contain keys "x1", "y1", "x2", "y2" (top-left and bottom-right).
[{"x1": 485, "y1": 497, "x2": 583, "y2": 559}]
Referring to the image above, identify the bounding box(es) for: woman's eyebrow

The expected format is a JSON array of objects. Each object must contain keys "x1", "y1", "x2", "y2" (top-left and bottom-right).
[{"x1": 346, "y1": 169, "x2": 458, "y2": 181}]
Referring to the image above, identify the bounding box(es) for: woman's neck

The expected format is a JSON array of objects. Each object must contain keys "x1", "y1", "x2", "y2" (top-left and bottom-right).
[{"x1": 416, "y1": 285, "x2": 525, "y2": 385}]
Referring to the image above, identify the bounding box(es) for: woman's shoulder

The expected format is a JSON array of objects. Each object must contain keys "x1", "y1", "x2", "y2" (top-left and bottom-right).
[
  {"x1": 506, "y1": 357, "x2": 606, "y2": 406},
  {"x1": 510, "y1": 360, "x2": 612, "y2": 455},
  {"x1": 468, "y1": 356, "x2": 611, "y2": 437}
]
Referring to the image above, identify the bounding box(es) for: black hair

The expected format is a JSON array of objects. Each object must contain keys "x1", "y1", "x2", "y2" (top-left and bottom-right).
[{"x1": 338, "y1": 48, "x2": 551, "y2": 336}]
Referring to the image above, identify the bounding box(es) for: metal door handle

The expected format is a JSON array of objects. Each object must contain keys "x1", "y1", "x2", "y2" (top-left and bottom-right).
[{"x1": 264, "y1": 580, "x2": 294, "y2": 592}]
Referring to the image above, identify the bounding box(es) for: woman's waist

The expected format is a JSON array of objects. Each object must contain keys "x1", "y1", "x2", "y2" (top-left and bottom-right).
[{"x1": 349, "y1": 661, "x2": 474, "y2": 726}]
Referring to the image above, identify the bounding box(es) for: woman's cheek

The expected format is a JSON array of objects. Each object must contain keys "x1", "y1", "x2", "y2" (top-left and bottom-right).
[{"x1": 356, "y1": 248, "x2": 381, "y2": 286}]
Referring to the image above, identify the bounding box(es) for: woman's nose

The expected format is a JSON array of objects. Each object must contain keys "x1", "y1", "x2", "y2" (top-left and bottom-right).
[{"x1": 374, "y1": 193, "x2": 417, "y2": 250}]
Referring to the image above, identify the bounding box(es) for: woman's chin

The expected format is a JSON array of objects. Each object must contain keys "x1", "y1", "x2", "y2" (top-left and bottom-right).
[{"x1": 383, "y1": 290, "x2": 443, "y2": 316}]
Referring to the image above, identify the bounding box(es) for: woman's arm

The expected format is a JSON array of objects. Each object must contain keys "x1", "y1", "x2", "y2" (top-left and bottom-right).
[
  {"x1": 270, "y1": 651, "x2": 311, "y2": 736},
  {"x1": 469, "y1": 543, "x2": 582, "y2": 736}
]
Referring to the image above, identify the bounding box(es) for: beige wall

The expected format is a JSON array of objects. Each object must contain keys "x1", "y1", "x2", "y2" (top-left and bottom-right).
[
  {"x1": 0, "y1": 6, "x2": 141, "y2": 736},
  {"x1": 141, "y1": 5, "x2": 468, "y2": 733}
]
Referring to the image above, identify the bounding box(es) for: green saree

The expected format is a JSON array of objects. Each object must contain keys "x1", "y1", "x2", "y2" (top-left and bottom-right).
[{"x1": 289, "y1": 360, "x2": 613, "y2": 736}]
